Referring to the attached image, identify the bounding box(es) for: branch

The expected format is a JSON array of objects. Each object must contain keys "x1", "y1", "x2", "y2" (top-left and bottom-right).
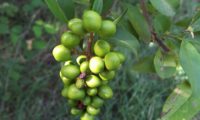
[
  {"x1": 86, "y1": 32, "x2": 94, "y2": 59},
  {"x1": 140, "y1": 0, "x2": 170, "y2": 52}
]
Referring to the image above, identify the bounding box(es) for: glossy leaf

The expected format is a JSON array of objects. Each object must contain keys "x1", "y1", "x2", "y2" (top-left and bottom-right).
[
  {"x1": 150, "y1": 0, "x2": 176, "y2": 17},
  {"x1": 126, "y1": 4, "x2": 151, "y2": 42},
  {"x1": 161, "y1": 81, "x2": 192, "y2": 118},
  {"x1": 153, "y1": 14, "x2": 171, "y2": 33},
  {"x1": 45, "y1": 0, "x2": 67, "y2": 22},
  {"x1": 57, "y1": 0, "x2": 75, "y2": 20},
  {"x1": 92, "y1": 0, "x2": 103, "y2": 14},
  {"x1": 110, "y1": 27, "x2": 140, "y2": 56},
  {"x1": 154, "y1": 50, "x2": 176, "y2": 79}
]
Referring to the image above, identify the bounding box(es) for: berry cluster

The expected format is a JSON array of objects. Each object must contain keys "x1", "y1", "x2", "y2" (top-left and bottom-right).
[{"x1": 52, "y1": 10, "x2": 125, "y2": 120}]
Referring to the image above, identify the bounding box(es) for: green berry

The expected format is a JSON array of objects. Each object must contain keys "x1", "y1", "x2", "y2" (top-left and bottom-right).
[
  {"x1": 75, "y1": 78, "x2": 85, "y2": 89},
  {"x1": 83, "y1": 10, "x2": 102, "y2": 32},
  {"x1": 61, "y1": 65, "x2": 80, "y2": 80},
  {"x1": 80, "y1": 61, "x2": 89, "y2": 73},
  {"x1": 68, "y1": 18, "x2": 85, "y2": 35},
  {"x1": 87, "y1": 105, "x2": 100, "y2": 115},
  {"x1": 104, "y1": 52, "x2": 121, "y2": 70},
  {"x1": 99, "y1": 70, "x2": 115, "y2": 81},
  {"x1": 52, "y1": 45, "x2": 71, "y2": 62},
  {"x1": 76, "y1": 55, "x2": 87, "y2": 65},
  {"x1": 98, "y1": 85, "x2": 113, "y2": 99},
  {"x1": 70, "y1": 108, "x2": 82, "y2": 115},
  {"x1": 91, "y1": 96, "x2": 104, "y2": 108},
  {"x1": 67, "y1": 84, "x2": 85, "y2": 100},
  {"x1": 81, "y1": 113, "x2": 94, "y2": 120},
  {"x1": 94, "y1": 40, "x2": 111, "y2": 57},
  {"x1": 87, "y1": 88, "x2": 98, "y2": 96},
  {"x1": 86, "y1": 75, "x2": 101, "y2": 88},
  {"x1": 89, "y1": 57, "x2": 104, "y2": 74},
  {"x1": 61, "y1": 31, "x2": 81, "y2": 49},
  {"x1": 60, "y1": 72, "x2": 72, "y2": 85},
  {"x1": 98, "y1": 20, "x2": 116, "y2": 37},
  {"x1": 83, "y1": 96, "x2": 91, "y2": 106}
]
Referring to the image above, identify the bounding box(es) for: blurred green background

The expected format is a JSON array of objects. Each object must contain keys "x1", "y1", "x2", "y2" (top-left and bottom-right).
[{"x1": 0, "y1": 0, "x2": 191, "y2": 120}]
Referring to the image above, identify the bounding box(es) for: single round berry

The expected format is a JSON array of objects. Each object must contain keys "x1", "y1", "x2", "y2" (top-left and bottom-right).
[
  {"x1": 104, "y1": 52, "x2": 121, "y2": 70},
  {"x1": 89, "y1": 57, "x2": 104, "y2": 74},
  {"x1": 61, "y1": 31, "x2": 81, "y2": 49},
  {"x1": 52, "y1": 45, "x2": 71, "y2": 62},
  {"x1": 87, "y1": 88, "x2": 98, "y2": 96},
  {"x1": 67, "y1": 84, "x2": 85, "y2": 100},
  {"x1": 80, "y1": 61, "x2": 89, "y2": 73},
  {"x1": 61, "y1": 65, "x2": 80, "y2": 80},
  {"x1": 98, "y1": 20, "x2": 116, "y2": 37},
  {"x1": 61, "y1": 87, "x2": 69, "y2": 97},
  {"x1": 98, "y1": 85, "x2": 113, "y2": 99},
  {"x1": 83, "y1": 96, "x2": 91, "y2": 106},
  {"x1": 94, "y1": 40, "x2": 111, "y2": 57},
  {"x1": 76, "y1": 55, "x2": 87, "y2": 65},
  {"x1": 87, "y1": 105, "x2": 100, "y2": 115},
  {"x1": 60, "y1": 72, "x2": 72, "y2": 85},
  {"x1": 68, "y1": 18, "x2": 85, "y2": 35},
  {"x1": 81, "y1": 113, "x2": 94, "y2": 120},
  {"x1": 86, "y1": 75, "x2": 101, "y2": 88},
  {"x1": 91, "y1": 96, "x2": 104, "y2": 108},
  {"x1": 70, "y1": 108, "x2": 82, "y2": 115},
  {"x1": 82, "y1": 10, "x2": 102, "y2": 32},
  {"x1": 99, "y1": 70, "x2": 115, "y2": 81}
]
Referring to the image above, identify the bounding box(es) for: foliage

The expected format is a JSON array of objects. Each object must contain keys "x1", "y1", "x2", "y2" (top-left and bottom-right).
[{"x1": 1, "y1": 0, "x2": 200, "y2": 120}]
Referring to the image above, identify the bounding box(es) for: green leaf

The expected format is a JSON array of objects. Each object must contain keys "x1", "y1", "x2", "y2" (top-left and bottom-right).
[
  {"x1": 45, "y1": 0, "x2": 67, "y2": 22},
  {"x1": 92, "y1": 0, "x2": 103, "y2": 14},
  {"x1": 190, "y1": 17, "x2": 200, "y2": 32},
  {"x1": 126, "y1": 4, "x2": 151, "y2": 42},
  {"x1": 110, "y1": 27, "x2": 140, "y2": 56},
  {"x1": 153, "y1": 14, "x2": 171, "y2": 33},
  {"x1": 150, "y1": 0, "x2": 176, "y2": 17},
  {"x1": 33, "y1": 40, "x2": 47, "y2": 50},
  {"x1": 32, "y1": 25, "x2": 42, "y2": 38},
  {"x1": 44, "y1": 23, "x2": 57, "y2": 34},
  {"x1": 133, "y1": 55, "x2": 155, "y2": 73},
  {"x1": 154, "y1": 50, "x2": 176, "y2": 79},
  {"x1": 114, "y1": 9, "x2": 128, "y2": 24},
  {"x1": 180, "y1": 40, "x2": 200, "y2": 96},
  {"x1": 162, "y1": 40, "x2": 200, "y2": 120},
  {"x1": 57, "y1": 0, "x2": 75, "y2": 20},
  {"x1": 161, "y1": 81, "x2": 192, "y2": 118}
]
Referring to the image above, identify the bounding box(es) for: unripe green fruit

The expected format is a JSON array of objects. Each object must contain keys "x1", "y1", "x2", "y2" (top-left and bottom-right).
[
  {"x1": 80, "y1": 61, "x2": 89, "y2": 73},
  {"x1": 98, "y1": 85, "x2": 113, "y2": 99},
  {"x1": 61, "y1": 87, "x2": 69, "y2": 97},
  {"x1": 70, "y1": 108, "x2": 82, "y2": 115},
  {"x1": 86, "y1": 75, "x2": 101, "y2": 88},
  {"x1": 98, "y1": 20, "x2": 116, "y2": 37},
  {"x1": 61, "y1": 65, "x2": 80, "y2": 80},
  {"x1": 91, "y1": 96, "x2": 104, "y2": 108},
  {"x1": 68, "y1": 18, "x2": 85, "y2": 35},
  {"x1": 61, "y1": 31, "x2": 81, "y2": 49},
  {"x1": 99, "y1": 70, "x2": 115, "y2": 81},
  {"x1": 64, "y1": 60, "x2": 72, "y2": 66},
  {"x1": 82, "y1": 10, "x2": 102, "y2": 32},
  {"x1": 115, "y1": 52, "x2": 125, "y2": 63},
  {"x1": 76, "y1": 55, "x2": 87, "y2": 65},
  {"x1": 87, "y1": 88, "x2": 98, "y2": 96},
  {"x1": 81, "y1": 113, "x2": 94, "y2": 120},
  {"x1": 83, "y1": 96, "x2": 91, "y2": 106},
  {"x1": 89, "y1": 57, "x2": 104, "y2": 74},
  {"x1": 104, "y1": 52, "x2": 121, "y2": 70},
  {"x1": 68, "y1": 99, "x2": 77, "y2": 107},
  {"x1": 75, "y1": 78, "x2": 85, "y2": 89},
  {"x1": 94, "y1": 40, "x2": 111, "y2": 57},
  {"x1": 52, "y1": 45, "x2": 71, "y2": 62},
  {"x1": 60, "y1": 72, "x2": 71, "y2": 85},
  {"x1": 67, "y1": 84, "x2": 85, "y2": 100},
  {"x1": 87, "y1": 105, "x2": 100, "y2": 115},
  {"x1": 101, "y1": 80, "x2": 109, "y2": 85}
]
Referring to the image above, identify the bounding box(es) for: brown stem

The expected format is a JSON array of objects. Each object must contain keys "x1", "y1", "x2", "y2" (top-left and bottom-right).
[
  {"x1": 86, "y1": 32, "x2": 94, "y2": 59},
  {"x1": 140, "y1": 0, "x2": 170, "y2": 52}
]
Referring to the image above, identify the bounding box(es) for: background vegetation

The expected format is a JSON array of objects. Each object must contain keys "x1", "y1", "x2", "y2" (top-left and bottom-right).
[{"x1": 0, "y1": 0, "x2": 200, "y2": 120}]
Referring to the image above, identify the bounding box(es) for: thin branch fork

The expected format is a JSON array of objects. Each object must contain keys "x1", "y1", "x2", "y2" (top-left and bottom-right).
[{"x1": 140, "y1": 0, "x2": 170, "y2": 52}]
